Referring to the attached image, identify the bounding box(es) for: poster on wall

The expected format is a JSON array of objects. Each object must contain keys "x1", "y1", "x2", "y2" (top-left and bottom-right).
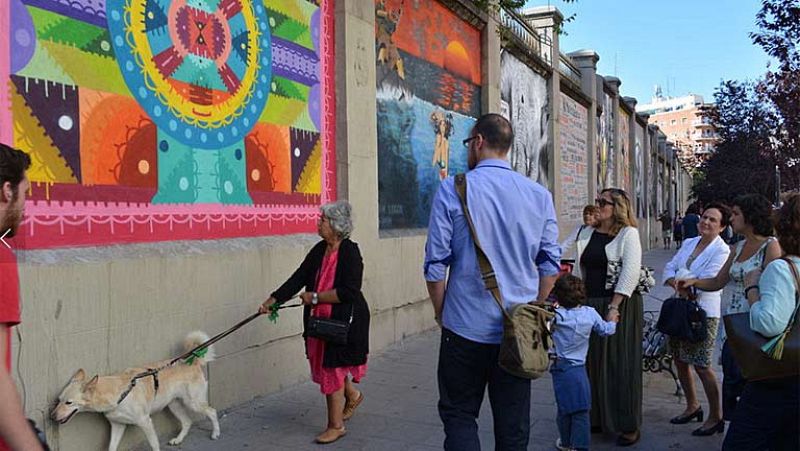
[
  {"x1": 0, "y1": 0, "x2": 336, "y2": 249},
  {"x1": 376, "y1": 0, "x2": 479, "y2": 230},
  {"x1": 618, "y1": 108, "x2": 630, "y2": 194},
  {"x1": 500, "y1": 51, "x2": 550, "y2": 189},
  {"x1": 634, "y1": 124, "x2": 645, "y2": 218},
  {"x1": 559, "y1": 93, "x2": 588, "y2": 231}
]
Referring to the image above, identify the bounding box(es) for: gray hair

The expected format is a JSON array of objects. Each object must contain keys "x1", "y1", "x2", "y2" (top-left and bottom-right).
[{"x1": 320, "y1": 200, "x2": 354, "y2": 239}]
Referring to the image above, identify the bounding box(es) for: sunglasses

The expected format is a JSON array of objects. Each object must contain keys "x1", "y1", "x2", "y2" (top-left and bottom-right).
[
  {"x1": 595, "y1": 198, "x2": 614, "y2": 207},
  {"x1": 462, "y1": 136, "x2": 478, "y2": 147}
]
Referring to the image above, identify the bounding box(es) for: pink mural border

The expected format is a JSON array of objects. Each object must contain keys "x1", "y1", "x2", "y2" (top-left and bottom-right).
[{"x1": 4, "y1": 0, "x2": 337, "y2": 249}]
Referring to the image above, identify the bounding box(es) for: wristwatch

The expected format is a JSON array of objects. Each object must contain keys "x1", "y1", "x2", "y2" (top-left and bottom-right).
[{"x1": 311, "y1": 292, "x2": 319, "y2": 305}]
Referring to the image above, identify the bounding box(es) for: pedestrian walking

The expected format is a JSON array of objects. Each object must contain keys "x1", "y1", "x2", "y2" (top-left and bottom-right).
[
  {"x1": 423, "y1": 114, "x2": 561, "y2": 451},
  {"x1": 682, "y1": 205, "x2": 701, "y2": 240},
  {"x1": 662, "y1": 203, "x2": 732, "y2": 436},
  {"x1": 658, "y1": 210, "x2": 673, "y2": 249},
  {"x1": 722, "y1": 193, "x2": 800, "y2": 450},
  {"x1": 571, "y1": 188, "x2": 643, "y2": 446},
  {"x1": 260, "y1": 200, "x2": 370, "y2": 445},
  {"x1": 679, "y1": 194, "x2": 781, "y2": 422},
  {"x1": 0, "y1": 143, "x2": 45, "y2": 450},
  {"x1": 550, "y1": 275, "x2": 618, "y2": 451},
  {"x1": 674, "y1": 214, "x2": 684, "y2": 249}
]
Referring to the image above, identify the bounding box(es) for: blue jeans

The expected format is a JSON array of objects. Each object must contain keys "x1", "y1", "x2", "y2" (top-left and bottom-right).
[
  {"x1": 722, "y1": 376, "x2": 800, "y2": 451},
  {"x1": 437, "y1": 328, "x2": 531, "y2": 451},
  {"x1": 557, "y1": 409, "x2": 590, "y2": 451}
]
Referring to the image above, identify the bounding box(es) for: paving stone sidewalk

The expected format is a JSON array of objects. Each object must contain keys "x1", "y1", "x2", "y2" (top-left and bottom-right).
[{"x1": 173, "y1": 248, "x2": 725, "y2": 450}]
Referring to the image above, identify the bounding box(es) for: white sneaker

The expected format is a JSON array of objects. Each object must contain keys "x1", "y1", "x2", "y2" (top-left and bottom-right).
[{"x1": 555, "y1": 438, "x2": 575, "y2": 451}]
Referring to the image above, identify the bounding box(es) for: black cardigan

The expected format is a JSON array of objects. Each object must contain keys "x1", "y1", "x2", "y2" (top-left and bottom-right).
[{"x1": 271, "y1": 239, "x2": 370, "y2": 368}]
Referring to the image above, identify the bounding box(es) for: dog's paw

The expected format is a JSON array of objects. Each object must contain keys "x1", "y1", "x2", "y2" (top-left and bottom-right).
[
  {"x1": 168, "y1": 437, "x2": 183, "y2": 446},
  {"x1": 211, "y1": 432, "x2": 220, "y2": 440}
]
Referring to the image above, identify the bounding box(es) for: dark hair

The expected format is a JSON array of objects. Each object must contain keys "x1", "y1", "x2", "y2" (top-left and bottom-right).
[
  {"x1": 775, "y1": 193, "x2": 800, "y2": 256},
  {"x1": 582, "y1": 205, "x2": 599, "y2": 216},
  {"x1": 553, "y1": 275, "x2": 586, "y2": 309},
  {"x1": 703, "y1": 202, "x2": 732, "y2": 227},
  {"x1": 473, "y1": 114, "x2": 514, "y2": 152},
  {"x1": 685, "y1": 203, "x2": 699, "y2": 215},
  {"x1": 0, "y1": 144, "x2": 31, "y2": 196},
  {"x1": 733, "y1": 194, "x2": 774, "y2": 236}
]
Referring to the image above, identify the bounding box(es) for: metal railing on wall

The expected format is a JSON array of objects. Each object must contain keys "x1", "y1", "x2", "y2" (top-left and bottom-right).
[
  {"x1": 558, "y1": 53, "x2": 582, "y2": 85},
  {"x1": 498, "y1": 7, "x2": 552, "y2": 65}
]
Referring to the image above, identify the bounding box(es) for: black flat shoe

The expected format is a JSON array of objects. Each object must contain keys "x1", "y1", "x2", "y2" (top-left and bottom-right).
[
  {"x1": 616, "y1": 430, "x2": 640, "y2": 447},
  {"x1": 670, "y1": 407, "x2": 703, "y2": 424},
  {"x1": 692, "y1": 420, "x2": 724, "y2": 436}
]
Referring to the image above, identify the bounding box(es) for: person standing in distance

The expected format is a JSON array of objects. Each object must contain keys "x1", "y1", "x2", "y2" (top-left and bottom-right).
[{"x1": 424, "y1": 114, "x2": 561, "y2": 451}]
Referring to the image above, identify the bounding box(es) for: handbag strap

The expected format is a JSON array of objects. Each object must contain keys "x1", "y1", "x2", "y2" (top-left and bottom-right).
[{"x1": 454, "y1": 174, "x2": 512, "y2": 321}]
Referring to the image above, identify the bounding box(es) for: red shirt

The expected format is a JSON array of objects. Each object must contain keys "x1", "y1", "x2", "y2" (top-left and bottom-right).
[
  {"x1": 0, "y1": 245, "x2": 19, "y2": 451},
  {"x1": 0, "y1": 245, "x2": 20, "y2": 371}
]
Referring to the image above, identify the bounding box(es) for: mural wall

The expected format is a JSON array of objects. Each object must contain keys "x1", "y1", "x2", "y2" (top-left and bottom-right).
[
  {"x1": 618, "y1": 108, "x2": 630, "y2": 193},
  {"x1": 634, "y1": 123, "x2": 645, "y2": 218},
  {"x1": 500, "y1": 51, "x2": 550, "y2": 189},
  {"x1": 558, "y1": 92, "x2": 588, "y2": 231},
  {"x1": 596, "y1": 93, "x2": 614, "y2": 192},
  {"x1": 375, "y1": 0, "x2": 479, "y2": 230},
  {"x1": 0, "y1": 0, "x2": 335, "y2": 249}
]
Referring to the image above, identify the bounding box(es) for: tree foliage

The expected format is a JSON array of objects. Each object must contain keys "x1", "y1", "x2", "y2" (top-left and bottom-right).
[{"x1": 692, "y1": 0, "x2": 799, "y2": 203}]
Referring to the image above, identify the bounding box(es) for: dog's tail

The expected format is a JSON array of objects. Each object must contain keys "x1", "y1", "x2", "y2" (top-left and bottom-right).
[{"x1": 183, "y1": 331, "x2": 216, "y2": 366}]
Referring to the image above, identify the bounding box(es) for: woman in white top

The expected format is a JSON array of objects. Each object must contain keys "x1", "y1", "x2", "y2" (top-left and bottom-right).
[
  {"x1": 662, "y1": 203, "x2": 731, "y2": 436},
  {"x1": 572, "y1": 188, "x2": 643, "y2": 446},
  {"x1": 561, "y1": 205, "x2": 599, "y2": 260},
  {"x1": 680, "y1": 194, "x2": 781, "y2": 422}
]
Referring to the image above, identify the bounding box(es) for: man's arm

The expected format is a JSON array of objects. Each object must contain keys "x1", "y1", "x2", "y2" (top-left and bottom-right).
[
  {"x1": 426, "y1": 281, "x2": 446, "y2": 326},
  {"x1": 536, "y1": 274, "x2": 557, "y2": 303},
  {"x1": 0, "y1": 325, "x2": 43, "y2": 451},
  {"x1": 535, "y1": 193, "x2": 561, "y2": 302}
]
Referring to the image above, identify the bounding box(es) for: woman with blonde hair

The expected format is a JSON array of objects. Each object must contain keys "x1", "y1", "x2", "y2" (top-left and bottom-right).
[{"x1": 572, "y1": 188, "x2": 643, "y2": 446}]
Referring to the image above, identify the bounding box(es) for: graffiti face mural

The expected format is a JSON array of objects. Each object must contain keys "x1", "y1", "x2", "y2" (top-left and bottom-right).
[
  {"x1": 618, "y1": 108, "x2": 630, "y2": 194},
  {"x1": 375, "y1": 0, "x2": 479, "y2": 230},
  {"x1": 634, "y1": 124, "x2": 644, "y2": 218},
  {"x1": 0, "y1": 0, "x2": 335, "y2": 248},
  {"x1": 500, "y1": 51, "x2": 550, "y2": 189}
]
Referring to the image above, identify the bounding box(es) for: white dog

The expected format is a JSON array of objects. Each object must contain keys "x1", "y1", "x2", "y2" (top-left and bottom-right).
[{"x1": 51, "y1": 331, "x2": 220, "y2": 450}]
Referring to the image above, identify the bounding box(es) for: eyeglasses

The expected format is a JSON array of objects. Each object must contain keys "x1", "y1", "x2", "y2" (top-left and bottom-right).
[
  {"x1": 595, "y1": 198, "x2": 614, "y2": 207},
  {"x1": 462, "y1": 136, "x2": 478, "y2": 147}
]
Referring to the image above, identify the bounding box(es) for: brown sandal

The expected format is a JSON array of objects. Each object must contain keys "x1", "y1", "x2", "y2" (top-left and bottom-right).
[
  {"x1": 315, "y1": 426, "x2": 346, "y2": 444},
  {"x1": 342, "y1": 392, "x2": 364, "y2": 421}
]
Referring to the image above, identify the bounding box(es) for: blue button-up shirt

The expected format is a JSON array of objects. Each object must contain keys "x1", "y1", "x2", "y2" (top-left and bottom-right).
[
  {"x1": 553, "y1": 306, "x2": 617, "y2": 365},
  {"x1": 424, "y1": 159, "x2": 561, "y2": 344}
]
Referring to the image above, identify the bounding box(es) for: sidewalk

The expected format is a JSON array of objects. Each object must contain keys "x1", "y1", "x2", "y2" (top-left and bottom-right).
[{"x1": 173, "y1": 248, "x2": 725, "y2": 450}]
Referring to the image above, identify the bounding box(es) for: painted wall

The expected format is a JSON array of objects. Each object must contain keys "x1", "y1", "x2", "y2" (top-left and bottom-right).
[
  {"x1": 634, "y1": 123, "x2": 645, "y2": 218},
  {"x1": 375, "y1": 0, "x2": 479, "y2": 230},
  {"x1": 500, "y1": 51, "x2": 550, "y2": 189},
  {"x1": 618, "y1": 108, "x2": 630, "y2": 193},
  {"x1": 596, "y1": 92, "x2": 615, "y2": 192},
  {"x1": 2, "y1": 0, "x2": 335, "y2": 249},
  {"x1": 558, "y1": 92, "x2": 588, "y2": 233}
]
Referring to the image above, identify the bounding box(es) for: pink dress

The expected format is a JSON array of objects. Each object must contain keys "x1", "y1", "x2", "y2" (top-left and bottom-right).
[{"x1": 307, "y1": 250, "x2": 368, "y2": 394}]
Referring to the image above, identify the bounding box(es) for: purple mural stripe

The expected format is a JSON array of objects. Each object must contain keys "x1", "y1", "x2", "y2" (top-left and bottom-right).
[
  {"x1": 11, "y1": 75, "x2": 82, "y2": 182},
  {"x1": 271, "y1": 37, "x2": 319, "y2": 86},
  {"x1": 11, "y1": 0, "x2": 37, "y2": 74},
  {"x1": 21, "y1": 0, "x2": 107, "y2": 28}
]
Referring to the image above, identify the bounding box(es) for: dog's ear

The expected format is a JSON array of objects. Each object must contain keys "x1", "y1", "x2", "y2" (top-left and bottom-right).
[
  {"x1": 82, "y1": 375, "x2": 99, "y2": 392},
  {"x1": 71, "y1": 369, "x2": 86, "y2": 383}
]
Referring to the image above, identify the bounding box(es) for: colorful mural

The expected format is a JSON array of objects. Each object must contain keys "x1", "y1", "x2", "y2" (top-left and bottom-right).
[
  {"x1": 500, "y1": 51, "x2": 549, "y2": 189},
  {"x1": 596, "y1": 93, "x2": 615, "y2": 192},
  {"x1": 634, "y1": 123, "x2": 645, "y2": 218},
  {"x1": 376, "y1": 0, "x2": 479, "y2": 229},
  {"x1": 0, "y1": 0, "x2": 335, "y2": 248},
  {"x1": 618, "y1": 108, "x2": 630, "y2": 193},
  {"x1": 558, "y1": 93, "x2": 588, "y2": 231}
]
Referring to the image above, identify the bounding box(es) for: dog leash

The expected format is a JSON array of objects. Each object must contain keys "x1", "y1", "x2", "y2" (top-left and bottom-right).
[{"x1": 116, "y1": 301, "x2": 304, "y2": 405}]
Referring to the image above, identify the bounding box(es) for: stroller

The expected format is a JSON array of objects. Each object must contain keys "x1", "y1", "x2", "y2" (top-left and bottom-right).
[{"x1": 642, "y1": 310, "x2": 682, "y2": 396}]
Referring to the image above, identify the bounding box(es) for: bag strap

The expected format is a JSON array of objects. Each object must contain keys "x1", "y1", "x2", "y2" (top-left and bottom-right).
[
  {"x1": 454, "y1": 174, "x2": 512, "y2": 320},
  {"x1": 762, "y1": 257, "x2": 800, "y2": 359}
]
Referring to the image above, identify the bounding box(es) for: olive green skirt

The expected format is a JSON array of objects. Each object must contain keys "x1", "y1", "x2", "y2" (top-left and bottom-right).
[{"x1": 585, "y1": 294, "x2": 643, "y2": 433}]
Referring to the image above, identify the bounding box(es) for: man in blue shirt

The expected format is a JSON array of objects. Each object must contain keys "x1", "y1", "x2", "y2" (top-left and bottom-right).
[
  {"x1": 424, "y1": 114, "x2": 561, "y2": 451},
  {"x1": 682, "y1": 205, "x2": 701, "y2": 239}
]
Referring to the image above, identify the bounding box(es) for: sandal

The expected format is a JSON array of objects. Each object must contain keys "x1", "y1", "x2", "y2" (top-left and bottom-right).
[{"x1": 343, "y1": 392, "x2": 364, "y2": 421}]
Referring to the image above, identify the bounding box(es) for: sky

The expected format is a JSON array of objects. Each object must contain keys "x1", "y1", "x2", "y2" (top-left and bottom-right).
[{"x1": 528, "y1": 0, "x2": 772, "y2": 106}]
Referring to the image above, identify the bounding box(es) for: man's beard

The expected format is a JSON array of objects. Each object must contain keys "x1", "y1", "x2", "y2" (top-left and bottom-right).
[{"x1": 2, "y1": 206, "x2": 23, "y2": 238}]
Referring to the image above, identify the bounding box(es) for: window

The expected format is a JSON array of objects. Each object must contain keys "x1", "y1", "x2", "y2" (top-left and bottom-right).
[
  {"x1": 682, "y1": 117, "x2": 687, "y2": 124},
  {"x1": 671, "y1": 119, "x2": 676, "y2": 125}
]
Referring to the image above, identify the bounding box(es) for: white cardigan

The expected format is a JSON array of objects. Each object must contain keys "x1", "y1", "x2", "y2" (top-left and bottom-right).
[
  {"x1": 572, "y1": 226, "x2": 642, "y2": 297},
  {"x1": 662, "y1": 236, "x2": 731, "y2": 318}
]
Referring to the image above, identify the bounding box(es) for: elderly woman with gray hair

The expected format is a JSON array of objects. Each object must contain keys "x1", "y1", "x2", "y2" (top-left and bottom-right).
[{"x1": 260, "y1": 200, "x2": 370, "y2": 445}]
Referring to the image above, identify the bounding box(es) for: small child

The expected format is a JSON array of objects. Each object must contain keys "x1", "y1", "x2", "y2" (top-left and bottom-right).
[{"x1": 550, "y1": 275, "x2": 619, "y2": 451}]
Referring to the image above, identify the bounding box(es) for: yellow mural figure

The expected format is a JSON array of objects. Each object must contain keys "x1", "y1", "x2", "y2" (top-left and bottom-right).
[
  {"x1": 376, "y1": 0, "x2": 405, "y2": 79},
  {"x1": 430, "y1": 110, "x2": 453, "y2": 181}
]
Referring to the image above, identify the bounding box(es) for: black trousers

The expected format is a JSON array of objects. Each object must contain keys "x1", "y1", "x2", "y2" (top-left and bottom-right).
[
  {"x1": 722, "y1": 376, "x2": 800, "y2": 451},
  {"x1": 437, "y1": 328, "x2": 531, "y2": 451}
]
